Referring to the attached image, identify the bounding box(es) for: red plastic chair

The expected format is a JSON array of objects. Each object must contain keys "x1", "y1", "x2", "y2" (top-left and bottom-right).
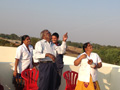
[
  {"x1": 63, "y1": 71, "x2": 78, "y2": 90},
  {"x1": 21, "y1": 69, "x2": 39, "y2": 90}
]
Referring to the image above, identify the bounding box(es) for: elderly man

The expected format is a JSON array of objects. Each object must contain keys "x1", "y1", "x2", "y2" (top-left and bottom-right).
[{"x1": 34, "y1": 30, "x2": 68, "y2": 90}]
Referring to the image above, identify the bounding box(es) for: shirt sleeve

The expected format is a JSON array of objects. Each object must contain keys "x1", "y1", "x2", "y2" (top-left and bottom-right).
[
  {"x1": 76, "y1": 54, "x2": 81, "y2": 59},
  {"x1": 34, "y1": 41, "x2": 46, "y2": 59},
  {"x1": 55, "y1": 41, "x2": 67, "y2": 54},
  {"x1": 15, "y1": 46, "x2": 22, "y2": 59},
  {"x1": 96, "y1": 53, "x2": 102, "y2": 63},
  {"x1": 76, "y1": 53, "x2": 85, "y2": 60}
]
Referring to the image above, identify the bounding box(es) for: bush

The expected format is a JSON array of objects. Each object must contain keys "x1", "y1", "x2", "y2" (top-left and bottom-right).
[
  {"x1": 0, "y1": 33, "x2": 20, "y2": 40},
  {"x1": 93, "y1": 48, "x2": 120, "y2": 65},
  {"x1": 30, "y1": 37, "x2": 40, "y2": 48}
]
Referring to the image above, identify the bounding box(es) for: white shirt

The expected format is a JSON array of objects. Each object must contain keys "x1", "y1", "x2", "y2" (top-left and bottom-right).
[
  {"x1": 15, "y1": 43, "x2": 33, "y2": 73},
  {"x1": 77, "y1": 52, "x2": 102, "y2": 82},
  {"x1": 34, "y1": 39, "x2": 66, "y2": 61}
]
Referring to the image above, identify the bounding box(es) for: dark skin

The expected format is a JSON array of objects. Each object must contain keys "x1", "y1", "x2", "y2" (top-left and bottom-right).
[{"x1": 43, "y1": 31, "x2": 68, "y2": 62}]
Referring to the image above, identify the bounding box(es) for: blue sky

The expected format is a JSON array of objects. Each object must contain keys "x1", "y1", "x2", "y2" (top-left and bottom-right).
[{"x1": 0, "y1": 0, "x2": 120, "y2": 46}]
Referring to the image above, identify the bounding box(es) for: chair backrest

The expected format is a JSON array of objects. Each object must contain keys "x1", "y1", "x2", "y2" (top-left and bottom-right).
[
  {"x1": 63, "y1": 71, "x2": 78, "y2": 90},
  {"x1": 21, "y1": 69, "x2": 39, "y2": 87}
]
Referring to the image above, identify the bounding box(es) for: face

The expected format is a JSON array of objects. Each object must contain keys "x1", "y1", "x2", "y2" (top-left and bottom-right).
[
  {"x1": 85, "y1": 43, "x2": 93, "y2": 52},
  {"x1": 23, "y1": 37, "x2": 31, "y2": 45},
  {"x1": 44, "y1": 31, "x2": 51, "y2": 40},
  {"x1": 52, "y1": 36, "x2": 58, "y2": 44}
]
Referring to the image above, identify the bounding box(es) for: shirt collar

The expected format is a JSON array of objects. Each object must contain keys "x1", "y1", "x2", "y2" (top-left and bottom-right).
[
  {"x1": 23, "y1": 43, "x2": 26, "y2": 47},
  {"x1": 84, "y1": 52, "x2": 92, "y2": 58},
  {"x1": 22, "y1": 43, "x2": 30, "y2": 50},
  {"x1": 42, "y1": 39, "x2": 52, "y2": 44},
  {"x1": 41, "y1": 39, "x2": 47, "y2": 42}
]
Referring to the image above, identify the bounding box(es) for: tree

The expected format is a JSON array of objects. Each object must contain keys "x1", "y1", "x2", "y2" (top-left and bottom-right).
[{"x1": 30, "y1": 37, "x2": 40, "y2": 48}]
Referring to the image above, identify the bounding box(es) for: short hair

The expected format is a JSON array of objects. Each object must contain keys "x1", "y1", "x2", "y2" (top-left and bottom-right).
[
  {"x1": 21, "y1": 35, "x2": 29, "y2": 45},
  {"x1": 83, "y1": 42, "x2": 90, "y2": 52},
  {"x1": 52, "y1": 32, "x2": 59, "y2": 38},
  {"x1": 40, "y1": 29, "x2": 49, "y2": 39}
]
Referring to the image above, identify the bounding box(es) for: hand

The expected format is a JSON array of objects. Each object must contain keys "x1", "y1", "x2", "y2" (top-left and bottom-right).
[
  {"x1": 46, "y1": 53, "x2": 56, "y2": 62},
  {"x1": 80, "y1": 54, "x2": 87, "y2": 59},
  {"x1": 13, "y1": 71, "x2": 17, "y2": 77},
  {"x1": 33, "y1": 62, "x2": 39, "y2": 67},
  {"x1": 63, "y1": 32, "x2": 68, "y2": 42},
  {"x1": 33, "y1": 66, "x2": 38, "y2": 71},
  {"x1": 93, "y1": 64, "x2": 97, "y2": 69},
  {"x1": 88, "y1": 59, "x2": 93, "y2": 65}
]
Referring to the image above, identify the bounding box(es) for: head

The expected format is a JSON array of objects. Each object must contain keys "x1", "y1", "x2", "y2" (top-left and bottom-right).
[
  {"x1": 83, "y1": 42, "x2": 93, "y2": 52},
  {"x1": 21, "y1": 35, "x2": 31, "y2": 45},
  {"x1": 40, "y1": 29, "x2": 51, "y2": 42},
  {"x1": 52, "y1": 32, "x2": 59, "y2": 44}
]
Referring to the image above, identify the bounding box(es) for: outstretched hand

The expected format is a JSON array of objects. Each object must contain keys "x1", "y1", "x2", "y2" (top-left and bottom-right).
[{"x1": 63, "y1": 32, "x2": 68, "y2": 42}]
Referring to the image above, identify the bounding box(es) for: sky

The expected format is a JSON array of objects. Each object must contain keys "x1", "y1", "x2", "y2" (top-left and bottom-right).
[{"x1": 0, "y1": 0, "x2": 120, "y2": 46}]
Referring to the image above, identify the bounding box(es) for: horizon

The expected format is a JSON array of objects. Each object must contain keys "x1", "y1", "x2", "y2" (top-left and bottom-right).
[
  {"x1": 0, "y1": 0, "x2": 120, "y2": 46},
  {"x1": 0, "y1": 32, "x2": 120, "y2": 47}
]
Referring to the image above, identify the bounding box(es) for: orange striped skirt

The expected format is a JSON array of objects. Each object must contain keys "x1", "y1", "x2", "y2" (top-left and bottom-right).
[{"x1": 75, "y1": 76, "x2": 100, "y2": 90}]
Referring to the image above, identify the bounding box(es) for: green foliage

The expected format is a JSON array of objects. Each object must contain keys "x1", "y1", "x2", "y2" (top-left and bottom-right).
[
  {"x1": 30, "y1": 37, "x2": 40, "y2": 48},
  {"x1": 66, "y1": 41, "x2": 83, "y2": 48},
  {"x1": 93, "y1": 47, "x2": 120, "y2": 65},
  {"x1": 92, "y1": 43, "x2": 102, "y2": 49},
  {"x1": 0, "y1": 39, "x2": 18, "y2": 47},
  {"x1": 0, "y1": 33, "x2": 20, "y2": 40},
  {"x1": 0, "y1": 33, "x2": 40, "y2": 48},
  {"x1": 0, "y1": 39, "x2": 10, "y2": 46}
]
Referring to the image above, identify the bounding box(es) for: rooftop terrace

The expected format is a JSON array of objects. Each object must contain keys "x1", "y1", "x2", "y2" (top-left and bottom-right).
[{"x1": 0, "y1": 46, "x2": 120, "y2": 90}]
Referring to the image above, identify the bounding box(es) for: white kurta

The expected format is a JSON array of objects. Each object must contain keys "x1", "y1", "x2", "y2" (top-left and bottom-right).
[
  {"x1": 15, "y1": 43, "x2": 33, "y2": 73},
  {"x1": 77, "y1": 52, "x2": 102, "y2": 82}
]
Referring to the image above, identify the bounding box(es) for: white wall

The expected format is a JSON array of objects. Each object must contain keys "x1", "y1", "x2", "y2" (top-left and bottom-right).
[{"x1": 0, "y1": 46, "x2": 120, "y2": 90}]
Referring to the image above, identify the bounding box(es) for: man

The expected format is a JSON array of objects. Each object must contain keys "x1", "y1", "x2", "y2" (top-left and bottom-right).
[
  {"x1": 34, "y1": 30, "x2": 68, "y2": 90},
  {"x1": 52, "y1": 32, "x2": 65, "y2": 90}
]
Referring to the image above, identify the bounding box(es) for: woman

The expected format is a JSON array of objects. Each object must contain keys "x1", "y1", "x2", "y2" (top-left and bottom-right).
[
  {"x1": 13, "y1": 35, "x2": 35, "y2": 89},
  {"x1": 74, "y1": 42, "x2": 102, "y2": 90}
]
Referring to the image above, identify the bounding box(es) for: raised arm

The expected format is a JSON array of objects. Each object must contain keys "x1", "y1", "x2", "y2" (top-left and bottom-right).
[
  {"x1": 63, "y1": 32, "x2": 68, "y2": 42},
  {"x1": 55, "y1": 33, "x2": 68, "y2": 54},
  {"x1": 74, "y1": 54, "x2": 87, "y2": 66}
]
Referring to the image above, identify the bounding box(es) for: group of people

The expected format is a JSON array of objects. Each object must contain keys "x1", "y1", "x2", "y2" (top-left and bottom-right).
[
  {"x1": 13, "y1": 29, "x2": 102, "y2": 90},
  {"x1": 13, "y1": 30, "x2": 67, "y2": 90}
]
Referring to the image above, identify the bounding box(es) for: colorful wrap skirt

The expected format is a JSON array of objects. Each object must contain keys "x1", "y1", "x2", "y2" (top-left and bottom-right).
[{"x1": 75, "y1": 75, "x2": 100, "y2": 90}]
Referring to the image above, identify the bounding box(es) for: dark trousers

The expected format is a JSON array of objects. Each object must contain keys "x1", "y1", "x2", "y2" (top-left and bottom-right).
[
  {"x1": 38, "y1": 62, "x2": 57, "y2": 90},
  {"x1": 55, "y1": 68, "x2": 63, "y2": 90},
  {"x1": 55, "y1": 54, "x2": 63, "y2": 90}
]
